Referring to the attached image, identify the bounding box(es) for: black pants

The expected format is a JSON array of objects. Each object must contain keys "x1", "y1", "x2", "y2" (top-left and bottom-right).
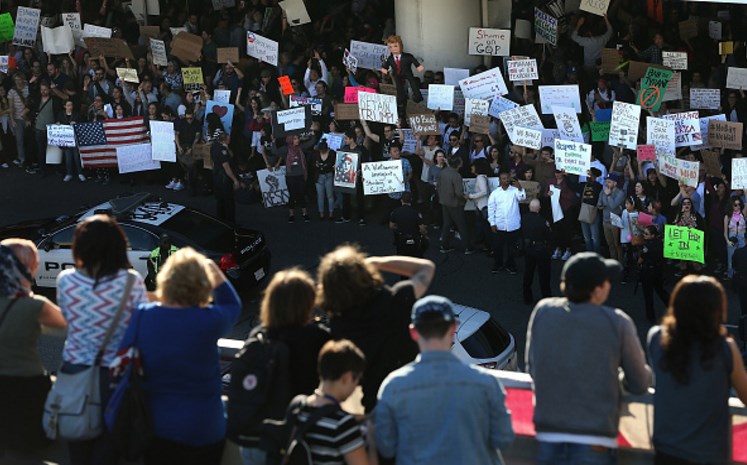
[
  {"x1": 641, "y1": 266, "x2": 669, "y2": 322},
  {"x1": 553, "y1": 207, "x2": 578, "y2": 250},
  {"x1": 654, "y1": 451, "x2": 706, "y2": 465},
  {"x1": 736, "y1": 275, "x2": 747, "y2": 316},
  {"x1": 286, "y1": 175, "x2": 307, "y2": 210},
  {"x1": 0, "y1": 374, "x2": 51, "y2": 454},
  {"x1": 394, "y1": 75, "x2": 423, "y2": 105},
  {"x1": 492, "y1": 229, "x2": 519, "y2": 269},
  {"x1": 144, "y1": 437, "x2": 224, "y2": 465},
  {"x1": 342, "y1": 182, "x2": 365, "y2": 221},
  {"x1": 441, "y1": 205, "x2": 471, "y2": 249},
  {"x1": 523, "y1": 246, "x2": 551, "y2": 302},
  {"x1": 215, "y1": 184, "x2": 235, "y2": 225}
]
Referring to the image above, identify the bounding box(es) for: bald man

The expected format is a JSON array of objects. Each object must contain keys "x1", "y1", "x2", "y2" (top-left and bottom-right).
[{"x1": 521, "y1": 199, "x2": 552, "y2": 304}]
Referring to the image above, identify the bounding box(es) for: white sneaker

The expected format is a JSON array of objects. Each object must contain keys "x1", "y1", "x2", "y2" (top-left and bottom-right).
[
  {"x1": 78, "y1": 174, "x2": 87, "y2": 182},
  {"x1": 173, "y1": 181, "x2": 185, "y2": 191},
  {"x1": 63, "y1": 174, "x2": 73, "y2": 182},
  {"x1": 12, "y1": 159, "x2": 22, "y2": 166},
  {"x1": 551, "y1": 248, "x2": 562, "y2": 260},
  {"x1": 0, "y1": 162, "x2": 8, "y2": 169},
  {"x1": 561, "y1": 250, "x2": 572, "y2": 261},
  {"x1": 165, "y1": 180, "x2": 176, "y2": 189}
]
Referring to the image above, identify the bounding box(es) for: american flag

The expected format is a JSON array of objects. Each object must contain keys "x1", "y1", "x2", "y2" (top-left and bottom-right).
[{"x1": 76, "y1": 117, "x2": 149, "y2": 168}]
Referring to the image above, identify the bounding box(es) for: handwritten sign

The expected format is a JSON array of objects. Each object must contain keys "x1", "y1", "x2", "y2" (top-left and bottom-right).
[
  {"x1": 217, "y1": 47, "x2": 239, "y2": 64},
  {"x1": 408, "y1": 114, "x2": 439, "y2": 135},
  {"x1": 149, "y1": 121, "x2": 176, "y2": 162},
  {"x1": 609, "y1": 101, "x2": 641, "y2": 150},
  {"x1": 205, "y1": 100, "x2": 235, "y2": 135},
  {"x1": 82, "y1": 23, "x2": 111, "y2": 39},
  {"x1": 699, "y1": 114, "x2": 727, "y2": 150},
  {"x1": 732, "y1": 158, "x2": 747, "y2": 189},
  {"x1": 115, "y1": 68, "x2": 139, "y2": 84},
  {"x1": 553, "y1": 106, "x2": 584, "y2": 143},
  {"x1": 489, "y1": 96, "x2": 518, "y2": 119},
  {"x1": 278, "y1": 0, "x2": 311, "y2": 26},
  {"x1": 554, "y1": 140, "x2": 591, "y2": 176},
  {"x1": 289, "y1": 96, "x2": 322, "y2": 116},
  {"x1": 247, "y1": 31, "x2": 278, "y2": 66},
  {"x1": 708, "y1": 120, "x2": 743, "y2": 150},
  {"x1": 84, "y1": 37, "x2": 134, "y2": 60},
  {"x1": 601, "y1": 48, "x2": 623, "y2": 74},
  {"x1": 278, "y1": 75, "x2": 294, "y2": 95},
  {"x1": 468, "y1": 27, "x2": 511, "y2": 56},
  {"x1": 500, "y1": 104, "x2": 544, "y2": 140},
  {"x1": 150, "y1": 38, "x2": 168, "y2": 66},
  {"x1": 362, "y1": 160, "x2": 404, "y2": 195},
  {"x1": 660, "y1": 155, "x2": 699, "y2": 187},
  {"x1": 637, "y1": 145, "x2": 656, "y2": 162},
  {"x1": 41, "y1": 25, "x2": 75, "y2": 54},
  {"x1": 342, "y1": 48, "x2": 358, "y2": 72},
  {"x1": 507, "y1": 59, "x2": 538, "y2": 81},
  {"x1": 444, "y1": 68, "x2": 470, "y2": 86},
  {"x1": 539, "y1": 85, "x2": 582, "y2": 114},
  {"x1": 458, "y1": 67, "x2": 508, "y2": 100},
  {"x1": 464, "y1": 98, "x2": 489, "y2": 126},
  {"x1": 662, "y1": 51, "x2": 688, "y2": 70},
  {"x1": 590, "y1": 121, "x2": 611, "y2": 142},
  {"x1": 427, "y1": 84, "x2": 455, "y2": 111},
  {"x1": 664, "y1": 224, "x2": 705, "y2": 264},
  {"x1": 662, "y1": 111, "x2": 701, "y2": 147},
  {"x1": 719, "y1": 41, "x2": 734, "y2": 56},
  {"x1": 214, "y1": 90, "x2": 231, "y2": 104},
  {"x1": 334, "y1": 103, "x2": 359, "y2": 120},
  {"x1": 679, "y1": 18, "x2": 698, "y2": 39},
  {"x1": 726, "y1": 67, "x2": 747, "y2": 90},
  {"x1": 637, "y1": 67, "x2": 673, "y2": 111},
  {"x1": 534, "y1": 8, "x2": 558, "y2": 46},
  {"x1": 258, "y1": 167, "x2": 289, "y2": 207},
  {"x1": 116, "y1": 143, "x2": 160, "y2": 174},
  {"x1": 349, "y1": 40, "x2": 389, "y2": 71},
  {"x1": 580, "y1": 0, "x2": 610, "y2": 16},
  {"x1": 690, "y1": 88, "x2": 720, "y2": 110},
  {"x1": 0, "y1": 13, "x2": 14, "y2": 43},
  {"x1": 519, "y1": 180, "x2": 541, "y2": 204},
  {"x1": 702, "y1": 150, "x2": 723, "y2": 177},
  {"x1": 663, "y1": 72, "x2": 682, "y2": 102},
  {"x1": 709, "y1": 21, "x2": 722, "y2": 40},
  {"x1": 358, "y1": 92, "x2": 398, "y2": 124},
  {"x1": 182, "y1": 67, "x2": 204, "y2": 91},
  {"x1": 0, "y1": 56, "x2": 8, "y2": 74},
  {"x1": 273, "y1": 106, "x2": 309, "y2": 136},
  {"x1": 46, "y1": 125, "x2": 76, "y2": 147},
  {"x1": 512, "y1": 127, "x2": 542, "y2": 149},
  {"x1": 344, "y1": 86, "x2": 375, "y2": 104},
  {"x1": 170, "y1": 32, "x2": 202, "y2": 63},
  {"x1": 470, "y1": 115, "x2": 491, "y2": 135},
  {"x1": 320, "y1": 133, "x2": 344, "y2": 151},
  {"x1": 13, "y1": 7, "x2": 40, "y2": 47}
]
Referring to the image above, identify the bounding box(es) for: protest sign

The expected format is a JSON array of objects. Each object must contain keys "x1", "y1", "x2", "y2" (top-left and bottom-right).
[
  {"x1": 698, "y1": 114, "x2": 725, "y2": 150},
  {"x1": 627, "y1": 61, "x2": 670, "y2": 82},
  {"x1": 507, "y1": 59, "x2": 538, "y2": 81},
  {"x1": 82, "y1": 23, "x2": 112, "y2": 39},
  {"x1": 488, "y1": 96, "x2": 519, "y2": 119},
  {"x1": 150, "y1": 38, "x2": 168, "y2": 66},
  {"x1": 169, "y1": 27, "x2": 187, "y2": 37},
  {"x1": 41, "y1": 25, "x2": 75, "y2": 54},
  {"x1": 84, "y1": 38, "x2": 134, "y2": 60},
  {"x1": 662, "y1": 71, "x2": 682, "y2": 102},
  {"x1": 334, "y1": 151, "x2": 359, "y2": 192},
  {"x1": 553, "y1": 106, "x2": 584, "y2": 143},
  {"x1": 13, "y1": 7, "x2": 40, "y2": 47},
  {"x1": 334, "y1": 103, "x2": 359, "y2": 120},
  {"x1": 146, "y1": 0, "x2": 161, "y2": 14},
  {"x1": 610, "y1": 212, "x2": 623, "y2": 228},
  {"x1": 379, "y1": 83, "x2": 397, "y2": 96},
  {"x1": 554, "y1": 140, "x2": 592, "y2": 176},
  {"x1": 217, "y1": 47, "x2": 239, "y2": 64},
  {"x1": 637, "y1": 212, "x2": 653, "y2": 228},
  {"x1": 609, "y1": 101, "x2": 641, "y2": 150},
  {"x1": 362, "y1": 160, "x2": 405, "y2": 195},
  {"x1": 258, "y1": 167, "x2": 289, "y2": 207},
  {"x1": 512, "y1": 127, "x2": 542, "y2": 149},
  {"x1": 601, "y1": 48, "x2": 623, "y2": 74},
  {"x1": 519, "y1": 180, "x2": 541, "y2": 204},
  {"x1": 590, "y1": 121, "x2": 611, "y2": 142},
  {"x1": 458, "y1": 67, "x2": 508, "y2": 100},
  {"x1": 0, "y1": 13, "x2": 14, "y2": 43},
  {"x1": 500, "y1": 104, "x2": 544, "y2": 139},
  {"x1": 515, "y1": 19, "x2": 531, "y2": 39},
  {"x1": 278, "y1": 0, "x2": 311, "y2": 26},
  {"x1": 534, "y1": 8, "x2": 558, "y2": 46},
  {"x1": 289, "y1": 96, "x2": 322, "y2": 116},
  {"x1": 637, "y1": 145, "x2": 656, "y2": 162},
  {"x1": 732, "y1": 158, "x2": 747, "y2": 189},
  {"x1": 470, "y1": 115, "x2": 491, "y2": 135},
  {"x1": 116, "y1": 143, "x2": 160, "y2": 174},
  {"x1": 708, "y1": 120, "x2": 743, "y2": 150},
  {"x1": 349, "y1": 40, "x2": 389, "y2": 70},
  {"x1": 149, "y1": 121, "x2": 176, "y2": 162},
  {"x1": 204, "y1": 100, "x2": 235, "y2": 135},
  {"x1": 709, "y1": 21, "x2": 722, "y2": 40},
  {"x1": 0, "y1": 56, "x2": 8, "y2": 74},
  {"x1": 358, "y1": 92, "x2": 398, "y2": 124},
  {"x1": 401, "y1": 129, "x2": 417, "y2": 153},
  {"x1": 456, "y1": 89, "x2": 471, "y2": 118},
  {"x1": 182, "y1": 67, "x2": 204, "y2": 91},
  {"x1": 247, "y1": 32, "x2": 278, "y2": 66},
  {"x1": 541, "y1": 129, "x2": 560, "y2": 149},
  {"x1": 214, "y1": 90, "x2": 231, "y2": 104},
  {"x1": 272, "y1": 106, "x2": 311, "y2": 137},
  {"x1": 539, "y1": 85, "x2": 582, "y2": 114},
  {"x1": 342, "y1": 49, "x2": 358, "y2": 73},
  {"x1": 343, "y1": 86, "x2": 375, "y2": 104},
  {"x1": 637, "y1": 67, "x2": 673, "y2": 111},
  {"x1": 662, "y1": 51, "x2": 688, "y2": 70},
  {"x1": 278, "y1": 75, "x2": 293, "y2": 95},
  {"x1": 444, "y1": 68, "x2": 470, "y2": 86},
  {"x1": 719, "y1": 41, "x2": 734, "y2": 56},
  {"x1": 408, "y1": 114, "x2": 439, "y2": 136},
  {"x1": 139, "y1": 26, "x2": 159, "y2": 40},
  {"x1": 406, "y1": 100, "x2": 433, "y2": 115},
  {"x1": 664, "y1": 225, "x2": 705, "y2": 264},
  {"x1": 468, "y1": 27, "x2": 511, "y2": 56},
  {"x1": 660, "y1": 155, "x2": 700, "y2": 187},
  {"x1": 662, "y1": 111, "x2": 701, "y2": 147},
  {"x1": 115, "y1": 68, "x2": 139, "y2": 84},
  {"x1": 580, "y1": 0, "x2": 610, "y2": 16},
  {"x1": 46, "y1": 124, "x2": 76, "y2": 147},
  {"x1": 464, "y1": 98, "x2": 489, "y2": 126},
  {"x1": 550, "y1": 185, "x2": 564, "y2": 223},
  {"x1": 726, "y1": 67, "x2": 747, "y2": 90},
  {"x1": 679, "y1": 18, "x2": 698, "y2": 39},
  {"x1": 690, "y1": 88, "x2": 720, "y2": 110},
  {"x1": 702, "y1": 150, "x2": 723, "y2": 177},
  {"x1": 320, "y1": 133, "x2": 344, "y2": 151},
  {"x1": 427, "y1": 84, "x2": 455, "y2": 111}
]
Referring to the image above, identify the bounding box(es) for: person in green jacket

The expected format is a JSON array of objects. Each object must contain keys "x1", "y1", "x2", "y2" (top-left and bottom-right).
[{"x1": 145, "y1": 234, "x2": 178, "y2": 291}]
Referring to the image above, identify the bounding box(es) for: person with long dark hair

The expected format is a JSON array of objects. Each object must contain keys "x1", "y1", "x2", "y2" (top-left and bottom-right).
[
  {"x1": 647, "y1": 275, "x2": 747, "y2": 465},
  {"x1": 672, "y1": 197, "x2": 705, "y2": 275},
  {"x1": 283, "y1": 135, "x2": 309, "y2": 223}
]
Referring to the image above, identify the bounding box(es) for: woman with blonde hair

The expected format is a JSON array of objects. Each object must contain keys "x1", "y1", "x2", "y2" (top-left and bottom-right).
[{"x1": 118, "y1": 247, "x2": 241, "y2": 465}]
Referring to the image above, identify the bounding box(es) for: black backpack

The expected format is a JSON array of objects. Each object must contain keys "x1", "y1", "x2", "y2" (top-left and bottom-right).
[
  {"x1": 226, "y1": 329, "x2": 292, "y2": 448},
  {"x1": 281, "y1": 397, "x2": 339, "y2": 465}
]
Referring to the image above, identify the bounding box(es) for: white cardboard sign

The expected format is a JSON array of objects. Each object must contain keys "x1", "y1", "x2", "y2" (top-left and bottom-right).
[
  {"x1": 662, "y1": 51, "x2": 688, "y2": 70},
  {"x1": 358, "y1": 92, "x2": 398, "y2": 124},
  {"x1": 468, "y1": 27, "x2": 511, "y2": 56},
  {"x1": 609, "y1": 101, "x2": 641, "y2": 150},
  {"x1": 246, "y1": 31, "x2": 278, "y2": 66},
  {"x1": 511, "y1": 127, "x2": 542, "y2": 149},
  {"x1": 726, "y1": 67, "x2": 747, "y2": 90},
  {"x1": 580, "y1": 0, "x2": 610, "y2": 16},
  {"x1": 732, "y1": 158, "x2": 747, "y2": 189},
  {"x1": 149, "y1": 121, "x2": 176, "y2": 162},
  {"x1": 116, "y1": 143, "x2": 160, "y2": 174},
  {"x1": 488, "y1": 96, "x2": 519, "y2": 119},
  {"x1": 444, "y1": 68, "x2": 470, "y2": 87},
  {"x1": 690, "y1": 89, "x2": 720, "y2": 110},
  {"x1": 13, "y1": 7, "x2": 41, "y2": 47},
  {"x1": 646, "y1": 117, "x2": 675, "y2": 158},
  {"x1": 539, "y1": 85, "x2": 582, "y2": 114},
  {"x1": 554, "y1": 139, "x2": 592, "y2": 176},
  {"x1": 362, "y1": 160, "x2": 405, "y2": 195},
  {"x1": 507, "y1": 59, "x2": 539, "y2": 81},
  {"x1": 46, "y1": 124, "x2": 76, "y2": 147},
  {"x1": 349, "y1": 40, "x2": 389, "y2": 71},
  {"x1": 464, "y1": 98, "x2": 490, "y2": 126},
  {"x1": 41, "y1": 25, "x2": 75, "y2": 54},
  {"x1": 427, "y1": 84, "x2": 455, "y2": 111},
  {"x1": 662, "y1": 111, "x2": 702, "y2": 147},
  {"x1": 500, "y1": 104, "x2": 544, "y2": 140},
  {"x1": 552, "y1": 106, "x2": 584, "y2": 143},
  {"x1": 150, "y1": 38, "x2": 168, "y2": 66},
  {"x1": 458, "y1": 66, "x2": 509, "y2": 100}
]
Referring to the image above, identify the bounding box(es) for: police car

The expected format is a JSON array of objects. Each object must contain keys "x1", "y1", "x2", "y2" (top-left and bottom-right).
[{"x1": 0, "y1": 193, "x2": 271, "y2": 293}]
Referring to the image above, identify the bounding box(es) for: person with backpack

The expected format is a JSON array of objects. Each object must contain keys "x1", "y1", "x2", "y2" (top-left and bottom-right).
[
  {"x1": 228, "y1": 268, "x2": 331, "y2": 465},
  {"x1": 280, "y1": 339, "x2": 376, "y2": 465}
]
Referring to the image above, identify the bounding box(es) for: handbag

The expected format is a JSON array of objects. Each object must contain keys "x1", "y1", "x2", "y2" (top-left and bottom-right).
[
  {"x1": 578, "y1": 203, "x2": 598, "y2": 224},
  {"x1": 105, "y1": 309, "x2": 152, "y2": 460},
  {"x1": 42, "y1": 272, "x2": 135, "y2": 441}
]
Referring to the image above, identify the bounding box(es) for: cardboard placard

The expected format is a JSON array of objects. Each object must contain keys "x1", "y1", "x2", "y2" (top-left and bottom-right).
[
  {"x1": 349, "y1": 40, "x2": 389, "y2": 71},
  {"x1": 580, "y1": 0, "x2": 610, "y2": 16},
  {"x1": 115, "y1": 68, "x2": 139, "y2": 83},
  {"x1": 271, "y1": 106, "x2": 311, "y2": 137},
  {"x1": 690, "y1": 88, "x2": 720, "y2": 110},
  {"x1": 278, "y1": 0, "x2": 312, "y2": 26},
  {"x1": 344, "y1": 86, "x2": 375, "y2": 104},
  {"x1": 408, "y1": 114, "x2": 439, "y2": 136},
  {"x1": 247, "y1": 31, "x2": 278, "y2": 66},
  {"x1": 258, "y1": 167, "x2": 290, "y2": 207},
  {"x1": 637, "y1": 67, "x2": 673, "y2": 111},
  {"x1": 171, "y1": 32, "x2": 203, "y2": 63},
  {"x1": 707, "y1": 120, "x2": 743, "y2": 150},
  {"x1": 662, "y1": 111, "x2": 701, "y2": 147},
  {"x1": 182, "y1": 67, "x2": 204, "y2": 91},
  {"x1": 534, "y1": 8, "x2": 558, "y2": 46},
  {"x1": 84, "y1": 37, "x2": 135, "y2": 60},
  {"x1": 519, "y1": 180, "x2": 540, "y2": 204},
  {"x1": 150, "y1": 120, "x2": 176, "y2": 162},
  {"x1": 358, "y1": 92, "x2": 398, "y2": 124},
  {"x1": 470, "y1": 114, "x2": 491, "y2": 135},
  {"x1": 507, "y1": 59, "x2": 539, "y2": 81},
  {"x1": 334, "y1": 103, "x2": 359, "y2": 120},
  {"x1": 552, "y1": 106, "x2": 584, "y2": 143},
  {"x1": 46, "y1": 124, "x2": 76, "y2": 147},
  {"x1": 627, "y1": 61, "x2": 671, "y2": 82},
  {"x1": 464, "y1": 98, "x2": 489, "y2": 126},
  {"x1": 500, "y1": 104, "x2": 544, "y2": 139},
  {"x1": 662, "y1": 71, "x2": 682, "y2": 102},
  {"x1": 601, "y1": 48, "x2": 623, "y2": 74},
  {"x1": 213, "y1": 90, "x2": 231, "y2": 104},
  {"x1": 278, "y1": 75, "x2": 293, "y2": 95},
  {"x1": 139, "y1": 25, "x2": 160, "y2": 40},
  {"x1": 444, "y1": 68, "x2": 470, "y2": 87},
  {"x1": 539, "y1": 85, "x2": 582, "y2": 114},
  {"x1": 698, "y1": 114, "x2": 726, "y2": 150},
  {"x1": 362, "y1": 160, "x2": 405, "y2": 195},
  {"x1": 342, "y1": 48, "x2": 358, "y2": 73},
  {"x1": 590, "y1": 121, "x2": 611, "y2": 142},
  {"x1": 512, "y1": 127, "x2": 542, "y2": 149},
  {"x1": 427, "y1": 84, "x2": 455, "y2": 111},
  {"x1": 458, "y1": 66, "x2": 509, "y2": 100},
  {"x1": 217, "y1": 47, "x2": 239, "y2": 64},
  {"x1": 150, "y1": 38, "x2": 168, "y2": 66},
  {"x1": 13, "y1": 7, "x2": 41, "y2": 47},
  {"x1": 334, "y1": 151, "x2": 359, "y2": 191},
  {"x1": 41, "y1": 25, "x2": 75, "y2": 55},
  {"x1": 116, "y1": 143, "x2": 160, "y2": 174},
  {"x1": 646, "y1": 116, "x2": 675, "y2": 158},
  {"x1": 726, "y1": 67, "x2": 747, "y2": 90},
  {"x1": 554, "y1": 139, "x2": 592, "y2": 176},
  {"x1": 719, "y1": 41, "x2": 733, "y2": 56},
  {"x1": 468, "y1": 27, "x2": 511, "y2": 56},
  {"x1": 609, "y1": 101, "x2": 641, "y2": 150},
  {"x1": 662, "y1": 51, "x2": 688, "y2": 70},
  {"x1": 379, "y1": 83, "x2": 397, "y2": 96},
  {"x1": 701, "y1": 150, "x2": 723, "y2": 177},
  {"x1": 488, "y1": 96, "x2": 519, "y2": 119},
  {"x1": 679, "y1": 18, "x2": 698, "y2": 39},
  {"x1": 289, "y1": 96, "x2": 322, "y2": 116},
  {"x1": 709, "y1": 21, "x2": 722, "y2": 40}
]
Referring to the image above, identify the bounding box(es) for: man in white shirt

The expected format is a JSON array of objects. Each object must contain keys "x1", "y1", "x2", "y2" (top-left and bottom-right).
[
  {"x1": 304, "y1": 51, "x2": 329, "y2": 98},
  {"x1": 488, "y1": 170, "x2": 526, "y2": 274}
]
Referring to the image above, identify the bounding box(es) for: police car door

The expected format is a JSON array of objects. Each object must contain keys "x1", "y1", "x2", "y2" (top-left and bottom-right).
[
  {"x1": 120, "y1": 225, "x2": 159, "y2": 279},
  {"x1": 36, "y1": 225, "x2": 77, "y2": 288}
]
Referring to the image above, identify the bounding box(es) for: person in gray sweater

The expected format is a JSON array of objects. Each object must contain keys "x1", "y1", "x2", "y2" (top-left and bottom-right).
[
  {"x1": 597, "y1": 173, "x2": 626, "y2": 262},
  {"x1": 436, "y1": 156, "x2": 474, "y2": 254},
  {"x1": 526, "y1": 252, "x2": 651, "y2": 465}
]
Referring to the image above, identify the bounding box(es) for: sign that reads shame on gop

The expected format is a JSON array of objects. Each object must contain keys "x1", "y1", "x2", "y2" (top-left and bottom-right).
[{"x1": 468, "y1": 28, "x2": 511, "y2": 57}]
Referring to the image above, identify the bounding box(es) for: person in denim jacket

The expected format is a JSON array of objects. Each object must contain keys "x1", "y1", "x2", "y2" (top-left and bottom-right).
[{"x1": 374, "y1": 295, "x2": 514, "y2": 465}]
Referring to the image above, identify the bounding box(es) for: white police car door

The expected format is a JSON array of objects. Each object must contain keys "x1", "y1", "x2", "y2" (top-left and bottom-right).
[{"x1": 36, "y1": 225, "x2": 77, "y2": 288}]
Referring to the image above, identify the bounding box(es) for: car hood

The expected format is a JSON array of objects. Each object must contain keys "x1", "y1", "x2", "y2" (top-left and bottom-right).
[{"x1": 0, "y1": 217, "x2": 61, "y2": 242}]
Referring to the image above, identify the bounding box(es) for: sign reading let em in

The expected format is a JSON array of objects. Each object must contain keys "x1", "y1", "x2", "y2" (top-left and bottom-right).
[{"x1": 664, "y1": 224, "x2": 704, "y2": 264}]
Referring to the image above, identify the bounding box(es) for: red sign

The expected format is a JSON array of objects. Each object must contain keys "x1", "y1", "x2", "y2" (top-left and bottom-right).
[
  {"x1": 637, "y1": 144, "x2": 656, "y2": 162},
  {"x1": 344, "y1": 86, "x2": 375, "y2": 104},
  {"x1": 278, "y1": 75, "x2": 294, "y2": 95}
]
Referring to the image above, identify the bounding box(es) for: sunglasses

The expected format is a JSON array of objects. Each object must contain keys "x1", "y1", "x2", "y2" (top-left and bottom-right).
[{"x1": 736, "y1": 203, "x2": 744, "y2": 208}]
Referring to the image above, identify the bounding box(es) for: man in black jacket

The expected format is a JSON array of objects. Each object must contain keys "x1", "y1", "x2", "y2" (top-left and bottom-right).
[{"x1": 380, "y1": 35, "x2": 424, "y2": 106}]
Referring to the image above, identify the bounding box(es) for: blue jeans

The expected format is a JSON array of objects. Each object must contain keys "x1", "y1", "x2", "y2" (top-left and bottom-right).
[
  {"x1": 240, "y1": 446, "x2": 267, "y2": 465},
  {"x1": 581, "y1": 214, "x2": 602, "y2": 253},
  {"x1": 537, "y1": 441, "x2": 617, "y2": 465},
  {"x1": 727, "y1": 235, "x2": 746, "y2": 278},
  {"x1": 315, "y1": 173, "x2": 334, "y2": 216},
  {"x1": 63, "y1": 147, "x2": 82, "y2": 176}
]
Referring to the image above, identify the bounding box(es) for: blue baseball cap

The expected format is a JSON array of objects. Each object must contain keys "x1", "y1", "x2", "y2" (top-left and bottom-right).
[{"x1": 411, "y1": 295, "x2": 456, "y2": 325}]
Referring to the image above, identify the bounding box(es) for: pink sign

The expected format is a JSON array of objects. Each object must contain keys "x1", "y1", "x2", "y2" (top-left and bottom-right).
[
  {"x1": 637, "y1": 144, "x2": 656, "y2": 162},
  {"x1": 638, "y1": 212, "x2": 653, "y2": 227},
  {"x1": 344, "y1": 86, "x2": 375, "y2": 104}
]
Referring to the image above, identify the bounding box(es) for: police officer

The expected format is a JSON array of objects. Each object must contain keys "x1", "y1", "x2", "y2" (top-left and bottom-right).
[
  {"x1": 521, "y1": 198, "x2": 552, "y2": 304},
  {"x1": 145, "y1": 234, "x2": 179, "y2": 291},
  {"x1": 638, "y1": 225, "x2": 669, "y2": 323},
  {"x1": 210, "y1": 129, "x2": 241, "y2": 224},
  {"x1": 732, "y1": 241, "x2": 747, "y2": 317},
  {"x1": 390, "y1": 192, "x2": 428, "y2": 257}
]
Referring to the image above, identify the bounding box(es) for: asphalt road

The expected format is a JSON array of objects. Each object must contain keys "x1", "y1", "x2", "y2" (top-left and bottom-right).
[{"x1": 1, "y1": 167, "x2": 743, "y2": 371}]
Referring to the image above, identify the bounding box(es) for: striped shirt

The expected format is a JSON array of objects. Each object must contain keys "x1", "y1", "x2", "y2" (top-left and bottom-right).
[{"x1": 294, "y1": 403, "x2": 365, "y2": 465}]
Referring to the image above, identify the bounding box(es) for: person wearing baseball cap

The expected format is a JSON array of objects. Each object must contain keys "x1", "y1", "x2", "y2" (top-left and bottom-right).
[
  {"x1": 375, "y1": 295, "x2": 514, "y2": 465},
  {"x1": 598, "y1": 173, "x2": 626, "y2": 262},
  {"x1": 526, "y1": 252, "x2": 651, "y2": 465}
]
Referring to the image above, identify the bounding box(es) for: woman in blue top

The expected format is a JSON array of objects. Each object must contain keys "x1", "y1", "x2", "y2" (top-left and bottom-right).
[
  {"x1": 119, "y1": 247, "x2": 241, "y2": 465},
  {"x1": 647, "y1": 276, "x2": 747, "y2": 465}
]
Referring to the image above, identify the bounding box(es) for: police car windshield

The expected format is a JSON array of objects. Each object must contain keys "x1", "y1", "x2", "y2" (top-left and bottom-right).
[{"x1": 161, "y1": 210, "x2": 234, "y2": 252}]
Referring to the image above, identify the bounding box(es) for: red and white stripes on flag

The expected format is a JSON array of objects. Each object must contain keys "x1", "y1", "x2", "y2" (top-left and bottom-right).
[{"x1": 79, "y1": 117, "x2": 149, "y2": 168}]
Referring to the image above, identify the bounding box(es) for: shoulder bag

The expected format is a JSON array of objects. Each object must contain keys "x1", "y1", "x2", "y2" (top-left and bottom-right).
[
  {"x1": 42, "y1": 272, "x2": 135, "y2": 441},
  {"x1": 578, "y1": 202, "x2": 598, "y2": 224}
]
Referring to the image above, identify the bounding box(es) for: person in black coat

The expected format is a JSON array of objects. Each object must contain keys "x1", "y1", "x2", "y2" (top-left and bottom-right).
[
  {"x1": 733, "y1": 242, "x2": 747, "y2": 317},
  {"x1": 55, "y1": 100, "x2": 85, "y2": 182},
  {"x1": 522, "y1": 199, "x2": 552, "y2": 304},
  {"x1": 380, "y1": 35, "x2": 424, "y2": 106},
  {"x1": 638, "y1": 225, "x2": 670, "y2": 323}
]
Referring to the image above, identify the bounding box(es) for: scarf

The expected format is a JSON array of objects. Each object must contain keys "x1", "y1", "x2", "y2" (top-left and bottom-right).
[
  {"x1": 0, "y1": 245, "x2": 32, "y2": 298},
  {"x1": 285, "y1": 136, "x2": 307, "y2": 173}
]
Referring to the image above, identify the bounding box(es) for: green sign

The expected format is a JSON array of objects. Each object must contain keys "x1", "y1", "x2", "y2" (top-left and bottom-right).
[
  {"x1": 0, "y1": 13, "x2": 14, "y2": 43},
  {"x1": 637, "y1": 67, "x2": 673, "y2": 112},
  {"x1": 663, "y1": 224, "x2": 704, "y2": 264},
  {"x1": 590, "y1": 121, "x2": 610, "y2": 142}
]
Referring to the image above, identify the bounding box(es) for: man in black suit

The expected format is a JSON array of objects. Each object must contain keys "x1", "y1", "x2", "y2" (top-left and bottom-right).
[
  {"x1": 446, "y1": 131, "x2": 470, "y2": 177},
  {"x1": 380, "y1": 35, "x2": 424, "y2": 106}
]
